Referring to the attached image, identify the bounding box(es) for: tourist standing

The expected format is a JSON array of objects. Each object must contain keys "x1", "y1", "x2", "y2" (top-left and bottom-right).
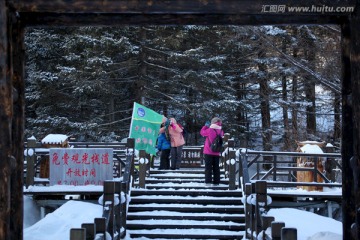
[
  {"x1": 156, "y1": 128, "x2": 171, "y2": 170},
  {"x1": 200, "y1": 117, "x2": 224, "y2": 185},
  {"x1": 161, "y1": 118, "x2": 185, "y2": 170}
]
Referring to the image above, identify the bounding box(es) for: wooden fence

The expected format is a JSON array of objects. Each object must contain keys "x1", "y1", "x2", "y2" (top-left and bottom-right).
[
  {"x1": 24, "y1": 135, "x2": 343, "y2": 240},
  {"x1": 237, "y1": 149, "x2": 342, "y2": 240}
]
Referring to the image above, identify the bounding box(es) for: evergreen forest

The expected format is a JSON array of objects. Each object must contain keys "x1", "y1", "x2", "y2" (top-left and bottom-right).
[{"x1": 24, "y1": 25, "x2": 341, "y2": 151}]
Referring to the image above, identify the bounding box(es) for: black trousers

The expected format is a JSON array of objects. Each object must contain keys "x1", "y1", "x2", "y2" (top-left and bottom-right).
[
  {"x1": 204, "y1": 154, "x2": 220, "y2": 184},
  {"x1": 159, "y1": 149, "x2": 170, "y2": 169}
]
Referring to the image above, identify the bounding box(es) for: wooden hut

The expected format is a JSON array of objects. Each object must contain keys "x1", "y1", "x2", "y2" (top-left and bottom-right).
[
  {"x1": 296, "y1": 141, "x2": 326, "y2": 191},
  {"x1": 40, "y1": 134, "x2": 69, "y2": 178}
]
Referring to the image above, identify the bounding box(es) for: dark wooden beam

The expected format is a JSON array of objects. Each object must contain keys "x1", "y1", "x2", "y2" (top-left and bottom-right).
[
  {"x1": 0, "y1": 0, "x2": 12, "y2": 239},
  {"x1": 341, "y1": 20, "x2": 356, "y2": 240},
  {"x1": 10, "y1": 0, "x2": 356, "y2": 15},
  {"x1": 19, "y1": 12, "x2": 349, "y2": 27},
  {"x1": 350, "y1": 10, "x2": 360, "y2": 240},
  {"x1": 9, "y1": 10, "x2": 24, "y2": 240}
]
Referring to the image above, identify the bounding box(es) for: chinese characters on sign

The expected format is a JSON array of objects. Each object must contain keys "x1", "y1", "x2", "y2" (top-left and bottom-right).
[{"x1": 49, "y1": 148, "x2": 113, "y2": 186}]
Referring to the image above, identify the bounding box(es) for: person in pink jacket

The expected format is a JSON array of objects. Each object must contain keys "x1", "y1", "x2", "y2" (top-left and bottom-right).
[
  {"x1": 160, "y1": 117, "x2": 185, "y2": 170},
  {"x1": 200, "y1": 117, "x2": 224, "y2": 185}
]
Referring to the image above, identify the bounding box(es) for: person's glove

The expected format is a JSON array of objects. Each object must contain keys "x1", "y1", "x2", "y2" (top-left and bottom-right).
[{"x1": 205, "y1": 121, "x2": 210, "y2": 127}]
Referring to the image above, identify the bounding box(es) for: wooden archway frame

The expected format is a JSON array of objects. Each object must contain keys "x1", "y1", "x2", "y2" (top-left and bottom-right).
[{"x1": 1, "y1": 1, "x2": 359, "y2": 239}]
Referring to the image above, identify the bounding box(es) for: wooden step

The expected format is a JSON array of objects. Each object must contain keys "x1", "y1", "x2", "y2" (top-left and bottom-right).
[
  {"x1": 131, "y1": 189, "x2": 243, "y2": 197},
  {"x1": 127, "y1": 219, "x2": 245, "y2": 231},
  {"x1": 127, "y1": 211, "x2": 245, "y2": 222},
  {"x1": 127, "y1": 229, "x2": 245, "y2": 239},
  {"x1": 128, "y1": 203, "x2": 244, "y2": 214},
  {"x1": 127, "y1": 167, "x2": 245, "y2": 239}
]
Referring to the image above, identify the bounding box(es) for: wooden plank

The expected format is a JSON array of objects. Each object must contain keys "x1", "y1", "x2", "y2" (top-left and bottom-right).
[
  {"x1": 11, "y1": 0, "x2": 356, "y2": 15},
  {"x1": 19, "y1": 12, "x2": 349, "y2": 27}
]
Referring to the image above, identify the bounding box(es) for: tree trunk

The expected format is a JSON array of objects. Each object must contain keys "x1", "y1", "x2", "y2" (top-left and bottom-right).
[
  {"x1": 258, "y1": 48, "x2": 272, "y2": 169},
  {"x1": 281, "y1": 39, "x2": 290, "y2": 151},
  {"x1": 303, "y1": 31, "x2": 317, "y2": 137}
]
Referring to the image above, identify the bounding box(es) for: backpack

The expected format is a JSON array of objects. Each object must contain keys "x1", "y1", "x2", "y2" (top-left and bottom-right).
[{"x1": 210, "y1": 129, "x2": 224, "y2": 152}]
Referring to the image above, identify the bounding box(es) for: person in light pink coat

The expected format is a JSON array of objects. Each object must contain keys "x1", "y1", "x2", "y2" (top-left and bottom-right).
[
  {"x1": 160, "y1": 117, "x2": 185, "y2": 170},
  {"x1": 200, "y1": 117, "x2": 224, "y2": 185}
]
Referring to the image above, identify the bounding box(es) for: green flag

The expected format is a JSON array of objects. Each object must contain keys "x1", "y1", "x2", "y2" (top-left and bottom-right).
[{"x1": 129, "y1": 102, "x2": 164, "y2": 155}]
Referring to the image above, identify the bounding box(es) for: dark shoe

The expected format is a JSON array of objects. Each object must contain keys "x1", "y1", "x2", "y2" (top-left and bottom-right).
[{"x1": 170, "y1": 168, "x2": 176, "y2": 170}]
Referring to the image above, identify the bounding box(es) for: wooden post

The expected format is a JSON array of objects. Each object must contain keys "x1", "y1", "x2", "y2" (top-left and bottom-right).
[
  {"x1": 350, "y1": 7, "x2": 360, "y2": 239},
  {"x1": 262, "y1": 216, "x2": 275, "y2": 234},
  {"x1": 103, "y1": 181, "x2": 115, "y2": 239},
  {"x1": 70, "y1": 228, "x2": 86, "y2": 240},
  {"x1": 138, "y1": 150, "x2": 147, "y2": 188},
  {"x1": 281, "y1": 228, "x2": 297, "y2": 240},
  {"x1": 325, "y1": 143, "x2": 335, "y2": 182},
  {"x1": 244, "y1": 183, "x2": 252, "y2": 239},
  {"x1": 341, "y1": 18, "x2": 357, "y2": 240},
  {"x1": 114, "y1": 181, "x2": 122, "y2": 234},
  {"x1": 94, "y1": 217, "x2": 106, "y2": 238},
  {"x1": 271, "y1": 222, "x2": 285, "y2": 240},
  {"x1": 0, "y1": 1, "x2": 12, "y2": 239},
  {"x1": 255, "y1": 181, "x2": 267, "y2": 236},
  {"x1": 9, "y1": 7, "x2": 25, "y2": 240},
  {"x1": 26, "y1": 137, "x2": 36, "y2": 187},
  {"x1": 81, "y1": 223, "x2": 95, "y2": 240},
  {"x1": 228, "y1": 150, "x2": 236, "y2": 190},
  {"x1": 120, "y1": 182, "x2": 127, "y2": 238}
]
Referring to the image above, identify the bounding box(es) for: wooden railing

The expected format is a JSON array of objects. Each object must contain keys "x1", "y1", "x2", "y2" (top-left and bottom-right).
[
  {"x1": 69, "y1": 138, "x2": 135, "y2": 240},
  {"x1": 237, "y1": 149, "x2": 342, "y2": 191},
  {"x1": 237, "y1": 149, "x2": 342, "y2": 240}
]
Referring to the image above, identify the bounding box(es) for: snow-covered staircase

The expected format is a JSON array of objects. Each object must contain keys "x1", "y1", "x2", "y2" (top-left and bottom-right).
[{"x1": 127, "y1": 168, "x2": 245, "y2": 239}]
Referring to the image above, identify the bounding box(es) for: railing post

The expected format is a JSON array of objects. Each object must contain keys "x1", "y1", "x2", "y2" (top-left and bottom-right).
[
  {"x1": 120, "y1": 181, "x2": 127, "y2": 239},
  {"x1": 273, "y1": 155, "x2": 277, "y2": 181},
  {"x1": 81, "y1": 223, "x2": 95, "y2": 240},
  {"x1": 244, "y1": 183, "x2": 252, "y2": 239},
  {"x1": 271, "y1": 222, "x2": 285, "y2": 240},
  {"x1": 240, "y1": 150, "x2": 250, "y2": 191},
  {"x1": 281, "y1": 227, "x2": 297, "y2": 240},
  {"x1": 103, "y1": 181, "x2": 115, "y2": 239},
  {"x1": 255, "y1": 181, "x2": 267, "y2": 236},
  {"x1": 94, "y1": 217, "x2": 106, "y2": 238},
  {"x1": 70, "y1": 228, "x2": 86, "y2": 240},
  {"x1": 138, "y1": 150, "x2": 147, "y2": 188},
  {"x1": 228, "y1": 150, "x2": 236, "y2": 190},
  {"x1": 314, "y1": 157, "x2": 318, "y2": 182},
  {"x1": 25, "y1": 136, "x2": 36, "y2": 187},
  {"x1": 325, "y1": 143, "x2": 335, "y2": 182},
  {"x1": 261, "y1": 216, "x2": 275, "y2": 240}
]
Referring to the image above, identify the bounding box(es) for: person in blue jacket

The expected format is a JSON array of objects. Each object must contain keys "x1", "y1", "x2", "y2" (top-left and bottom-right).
[{"x1": 157, "y1": 124, "x2": 171, "y2": 170}]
